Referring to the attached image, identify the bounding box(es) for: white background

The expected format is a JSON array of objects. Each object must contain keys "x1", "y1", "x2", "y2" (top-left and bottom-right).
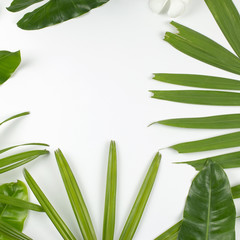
[{"x1": 0, "y1": 0, "x2": 240, "y2": 239}]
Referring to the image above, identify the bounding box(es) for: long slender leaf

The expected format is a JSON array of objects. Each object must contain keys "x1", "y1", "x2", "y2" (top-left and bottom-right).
[
  {"x1": 204, "y1": 0, "x2": 240, "y2": 58},
  {"x1": 103, "y1": 141, "x2": 117, "y2": 240},
  {"x1": 23, "y1": 169, "x2": 76, "y2": 240},
  {"x1": 170, "y1": 131, "x2": 240, "y2": 153},
  {"x1": 153, "y1": 74, "x2": 240, "y2": 90},
  {"x1": 119, "y1": 152, "x2": 161, "y2": 240},
  {"x1": 152, "y1": 114, "x2": 240, "y2": 129},
  {"x1": 55, "y1": 149, "x2": 97, "y2": 240},
  {"x1": 164, "y1": 21, "x2": 240, "y2": 75},
  {"x1": 150, "y1": 90, "x2": 240, "y2": 106},
  {"x1": 7, "y1": 0, "x2": 44, "y2": 12},
  {"x1": 0, "y1": 112, "x2": 29, "y2": 126},
  {"x1": 232, "y1": 185, "x2": 240, "y2": 199}
]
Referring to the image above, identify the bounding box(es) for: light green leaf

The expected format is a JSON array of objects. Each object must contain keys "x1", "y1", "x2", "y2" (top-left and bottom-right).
[
  {"x1": 119, "y1": 153, "x2": 161, "y2": 240},
  {"x1": 170, "y1": 131, "x2": 240, "y2": 153},
  {"x1": 103, "y1": 141, "x2": 117, "y2": 240},
  {"x1": 17, "y1": 0, "x2": 110, "y2": 30},
  {"x1": 55, "y1": 149, "x2": 97, "y2": 240},
  {"x1": 7, "y1": 0, "x2": 43, "y2": 12},
  {"x1": 164, "y1": 21, "x2": 240, "y2": 75},
  {"x1": 204, "y1": 0, "x2": 240, "y2": 58},
  {"x1": 152, "y1": 113, "x2": 240, "y2": 129},
  {"x1": 0, "y1": 51, "x2": 21, "y2": 84},
  {"x1": 23, "y1": 169, "x2": 76, "y2": 240},
  {"x1": 153, "y1": 74, "x2": 240, "y2": 90},
  {"x1": 0, "y1": 112, "x2": 29, "y2": 126},
  {"x1": 178, "y1": 160, "x2": 235, "y2": 240},
  {"x1": 150, "y1": 90, "x2": 240, "y2": 106},
  {"x1": 231, "y1": 185, "x2": 240, "y2": 199}
]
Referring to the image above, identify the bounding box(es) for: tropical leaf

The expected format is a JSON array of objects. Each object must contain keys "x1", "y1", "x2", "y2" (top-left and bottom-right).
[
  {"x1": 151, "y1": 114, "x2": 240, "y2": 129},
  {"x1": 119, "y1": 153, "x2": 161, "y2": 240},
  {"x1": 178, "y1": 160, "x2": 235, "y2": 240},
  {"x1": 153, "y1": 74, "x2": 240, "y2": 90},
  {"x1": 150, "y1": 90, "x2": 240, "y2": 106},
  {"x1": 231, "y1": 185, "x2": 240, "y2": 199},
  {"x1": 204, "y1": 0, "x2": 240, "y2": 58},
  {"x1": 164, "y1": 21, "x2": 240, "y2": 75},
  {"x1": 15, "y1": 0, "x2": 110, "y2": 30},
  {"x1": 23, "y1": 169, "x2": 76, "y2": 240},
  {"x1": 55, "y1": 149, "x2": 97, "y2": 240},
  {"x1": 7, "y1": 0, "x2": 43, "y2": 12},
  {"x1": 103, "y1": 141, "x2": 117, "y2": 240},
  {"x1": 0, "y1": 112, "x2": 29, "y2": 126},
  {"x1": 0, "y1": 51, "x2": 21, "y2": 85}
]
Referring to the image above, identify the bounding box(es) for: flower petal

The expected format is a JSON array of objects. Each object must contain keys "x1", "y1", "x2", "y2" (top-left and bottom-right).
[
  {"x1": 149, "y1": 0, "x2": 169, "y2": 13},
  {"x1": 168, "y1": 0, "x2": 185, "y2": 17}
]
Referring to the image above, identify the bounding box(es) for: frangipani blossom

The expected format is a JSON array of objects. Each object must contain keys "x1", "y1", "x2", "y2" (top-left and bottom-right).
[{"x1": 149, "y1": 0, "x2": 190, "y2": 18}]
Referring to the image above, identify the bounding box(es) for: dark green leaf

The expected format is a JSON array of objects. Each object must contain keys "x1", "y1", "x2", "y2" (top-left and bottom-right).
[
  {"x1": 0, "y1": 112, "x2": 29, "y2": 126},
  {"x1": 204, "y1": 0, "x2": 240, "y2": 58},
  {"x1": 170, "y1": 131, "x2": 240, "y2": 153},
  {"x1": 0, "y1": 51, "x2": 21, "y2": 84},
  {"x1": 7, "y1": 0, "x2": 44, "y2": 12},
  {"x1": 55, "y1": 149, "x2": 97, "y2": 240},
  {"x1": 23, "y1": 169, "x2": 76, "y2": 240},
  {"x1": 232, "y1": 185, "x2": 240, "y2": 199},
  {"x1": 178, "y1": 160, "x2": 236, "y2": 240},
  {"x1": 103, "y1": 141, "x2": 117, "y2": 240},
  {"x1": 17, "y1": 0, "x2": 110, "y2": 30},
  {"x1": 150, "y1": 90, "x2": 240, "y2": 106},
  {"x1": 152, "y1": 114, "x2": 240, "y2": 129},
  {"x1": 164, "y1": 21, "x2": 240, "y2": 75},
  {"x1": 119, "y1": 153, "x2": 161, "y2": 240},
  {"x1": 153, "y1": 74, "x2": 240, "y2": 90}
]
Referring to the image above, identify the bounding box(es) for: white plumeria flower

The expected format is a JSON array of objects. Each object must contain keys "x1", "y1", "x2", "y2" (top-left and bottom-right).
[{"x1": 149, "y1": 0, "x2": 190, "y2": 18}]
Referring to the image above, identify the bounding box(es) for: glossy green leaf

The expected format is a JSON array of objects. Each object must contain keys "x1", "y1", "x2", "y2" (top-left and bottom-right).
[
  {"x1": 0, "y1": 150, "x2": 49, "y2": 174},
  {"x1": 119, "y1": 153, "x2": 161, "y2": 240},
  {"x1": 152, "y1": 114, "x2": 240, "y2": 129},
  {"x1": 17, "y1": 0, "x2": 110, "y2": 30},
  {"x1": 0, "y1": 51, "x2": 21, "y2": 84},
  {"x1": 0, "y1": 112, "x2": 29, "y2": 126},
  {"x1": 23, "y1": 169, "x2": 76, "y2": 240},
  {"x1": 170, "y1": 131, "x2": 240, "y2": 153},
  {"x1": 231, "y1": 185, "x2": 240, "y2": 199},
  {"x1": 103, "y1": 141, "x2": 117, "y2": 240},
  {"x1": 164, "y1": 21, "x2": 240, "y2": 75},
  {"x1": 150, "y1": 90, "x2": 240, "y2": 106},
  {"x1": 153, "y1": 74, "x2": 240, "y2": 90},
  {"x1": 178, "y1": 160, "x2": 236, "y2": 239},
  {"x1": 7, "y1": 0, "x2": 43, "y2": 12},
  {"x1": 55, "y1": 149, "x2": 97, "y2": 240},
  {"x1": 204, "y1": 0, "x2": 240, "y2": 58}
]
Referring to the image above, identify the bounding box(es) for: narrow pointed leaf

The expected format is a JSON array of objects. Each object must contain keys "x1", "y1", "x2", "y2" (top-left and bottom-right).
[
  {"x1": 153, "y1": 74, "x2": 240, "y2": 90},
  {"x1": 204, "y1": 0, "x2": 240, "y2": 58},
  {"x1": 0, "y1": 112, "x2": 29, "y2": 126},
  {"x1": 7, "y1": 0, "x2": 44, "y2": 12},
  {"x1": 152, "y1": 114, "x2": 240, "y2": 129},
  {"x1": 55, "y1": 149, "x2": 97, "y2": 240},
  {"x1": 164, "y1": 21, "x2": 240, "y2": 75},
  {"x1": 150, "y1": 90, "x2": 240, "y2": 106},
  {"x1": 103, "y1": 141, "x2": 117, "y2": 240},
  {"x1": 170, "y1": 131, "x2": 240, "y2": 153},
  {"x1": 178, "y1": 160, "x2": 236, "y2": 239},
  {"x1": 119, "y1": 153, "x2": 161, "y2": 240},
  {"x1": 23, "y1": 169, "x2": 76, "y2": 240}
]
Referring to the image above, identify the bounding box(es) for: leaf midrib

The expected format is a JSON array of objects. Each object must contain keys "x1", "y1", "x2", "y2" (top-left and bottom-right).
[{"x1": 206, "y1": 172, "x2": 212, "y2": 240}]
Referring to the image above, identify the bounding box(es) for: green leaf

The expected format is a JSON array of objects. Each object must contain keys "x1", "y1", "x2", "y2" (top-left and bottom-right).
[
  {"x1": 7, "y1": 0, "x2": 44, "y2": 12},
  {"x1": 119, "y1": 153, "x2": 161, "y2": 240},
  {"x1": 170, "y1": 131, "x2": 240, "y2": 153},
  {"x1": 0, "y1": 112, "x2": 29, "y2": 126},
  {"x1": 164, "y1": 21, "x2": 240, "y2": 75},
  {"x1": 55, "y1": 149, "x2": 97, "y2": 240},
  {"x1": 103, "y1": 141, "x2": 117, "y2": 240},
  {"x1": 23, "y1": 169, "x2": 76, "y2": 240},
  {"x1": 150, "y1": 90, "x2": 240, "y2": 106},
  {"x1": 178, "y1": 160, "x2": 236, "y2": 240},
  {"x1": 231, "y1": 185, "x2": 240, "y2": 199},
  {"x1": 153, "y1": 74, "x2": 240, "y2": 90},
  {"x1": 152, "y1": 113, "x2": 240, "y2": 129},
  {"x1": 17, "y1": 0, "x2": 110, "y2": 30},
  {"x1": 204, "y1": 0, "x2": 240, "y2": 58},
  {"x1": 0, "y1": 51, "x2": 21, "y2": 85},
  {"x1": 177, "y1": 151, "x2": 240, "y2": 170},
  {"x1": 0, "y1": 150, "x2": 49, "y2": 174}
]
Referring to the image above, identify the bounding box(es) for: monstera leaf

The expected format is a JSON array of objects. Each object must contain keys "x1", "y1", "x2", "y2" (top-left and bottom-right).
[{"x1": 7, "y1": 0, "x2": 110, "y2": 30}]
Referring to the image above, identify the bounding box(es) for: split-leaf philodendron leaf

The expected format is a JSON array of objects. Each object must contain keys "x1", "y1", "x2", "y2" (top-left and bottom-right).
[{"x1": 7, "y1": 0, "x2": 44, "y2": 12}]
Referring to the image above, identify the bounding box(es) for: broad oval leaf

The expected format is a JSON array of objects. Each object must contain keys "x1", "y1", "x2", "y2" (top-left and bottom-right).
[
  {"x1": 7, "y1": 0, "x2": 44, "y2": 12},
  {"x1": 150, "y1": 90, "x2": 240, "y2": 106},
  {"x1": 0, "y1": 51, "x2": 21, "y2": 85},
  {"x1": 178, "y1": 160, "x2": 236, "y2": 240},
  {"x1": 17, "y1": 0, "x2": 110, "y2": 30},
  {"x1": 153, "y1": 74, "x2": 240, "y2": 90}
]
